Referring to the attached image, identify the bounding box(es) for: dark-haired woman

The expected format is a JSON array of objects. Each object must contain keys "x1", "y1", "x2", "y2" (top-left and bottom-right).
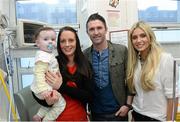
[{"x1": 33, "y1": 26, "x2": 93, "y2": 121}]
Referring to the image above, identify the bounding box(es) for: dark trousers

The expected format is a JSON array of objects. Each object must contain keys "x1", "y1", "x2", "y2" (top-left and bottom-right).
[
  {"x1": 132, "y1": 110, "x2": 160, "y2": 121},
  {"x1": 91, "y1": 112, "x2": 128, "y2": 121}
]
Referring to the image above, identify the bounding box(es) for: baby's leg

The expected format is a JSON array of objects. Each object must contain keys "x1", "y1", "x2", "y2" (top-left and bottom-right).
[
  {"x1": 42, "y1": 93, "x2": 66, "y2": 121},
  {"x1": 33, "y1": 106, "x2": 49, "y2": 121},
  {"x1": 33, "y1": 91, "x2": 51, "y2": 121}
]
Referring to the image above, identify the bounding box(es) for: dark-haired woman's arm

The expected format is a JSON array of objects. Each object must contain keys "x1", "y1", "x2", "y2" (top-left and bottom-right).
[
  {"x1": 58, "y1": 76, "x2": 93, "y2": 104},
  {"x1": 45, "y1": 71, "x2": 93, "y2": 104}
]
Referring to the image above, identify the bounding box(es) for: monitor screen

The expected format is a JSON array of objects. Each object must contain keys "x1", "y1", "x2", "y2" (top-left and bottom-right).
[
  {"x1": 23, "y1": 23, "x2": 44, "y2": 44},
  {"x1": 17, "y1": 19, "x2": 46, "y2": 47}
]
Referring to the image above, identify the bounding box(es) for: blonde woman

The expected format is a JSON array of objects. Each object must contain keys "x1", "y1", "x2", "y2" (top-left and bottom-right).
[{"x1": 127, "y1": 21, "x2": 179, "y2": 121}]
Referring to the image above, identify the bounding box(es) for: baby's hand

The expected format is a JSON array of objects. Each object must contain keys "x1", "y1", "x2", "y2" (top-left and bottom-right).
[{"x1": 41, "y1": 90, "x2": 52, "y2": 99}]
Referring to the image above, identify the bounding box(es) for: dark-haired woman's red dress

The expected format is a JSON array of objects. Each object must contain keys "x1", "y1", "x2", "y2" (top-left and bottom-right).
[{"x1": 56, "y1": 65, "x2": 88, "y2": 121}]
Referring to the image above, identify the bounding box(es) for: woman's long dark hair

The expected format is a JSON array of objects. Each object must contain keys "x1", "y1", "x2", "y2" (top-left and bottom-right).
[{"x1": 56, "y1": 26, "x2": 92, "y2": 79}]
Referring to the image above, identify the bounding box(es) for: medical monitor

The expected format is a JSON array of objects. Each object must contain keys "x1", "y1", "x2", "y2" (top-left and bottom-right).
[{"x1": 16, "y1": 19, "x2": 46, "y2": 47}]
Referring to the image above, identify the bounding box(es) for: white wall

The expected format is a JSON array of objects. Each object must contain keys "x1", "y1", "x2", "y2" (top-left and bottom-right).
[
  {"x1": 161, "y1": 43, "x2": 180, "y2": 58},
  {"x1": 0, "y1": 0, "x2": 16, "y2": 27},
  {"x1": 77, "y1": 0, "x2": 91, "y2": 50},
  {"x1": 78, "y1": 0, "x2": 180, "y2": 59},
  {"x1": 0, "y1": 0, "x2": 10, "y2": 16},
  {"x1": 78, "y1": 0, "x2": 138, "y2": 50}
]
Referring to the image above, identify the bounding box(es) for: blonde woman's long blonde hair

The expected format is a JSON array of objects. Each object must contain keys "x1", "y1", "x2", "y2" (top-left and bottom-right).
[{"x1": 127, "y1": 21, "x2": 163, "y2": 93}]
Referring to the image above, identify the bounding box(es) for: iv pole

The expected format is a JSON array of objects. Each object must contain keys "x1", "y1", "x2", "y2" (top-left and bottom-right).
[{"x1": 172, "y1": 60, "x2": 178, "y2": 121}]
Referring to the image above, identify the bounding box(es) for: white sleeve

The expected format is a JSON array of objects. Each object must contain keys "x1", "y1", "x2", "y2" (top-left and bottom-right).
[
  {"x1": 35, "y1": 51, "x2": 52, "y2": 63},
  {"x1": 161, "y1": 53, "x2": 179, "y2": 98}
]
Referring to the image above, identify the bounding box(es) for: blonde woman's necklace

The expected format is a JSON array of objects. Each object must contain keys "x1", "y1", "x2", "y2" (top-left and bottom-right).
[{"x1": 138, "y1": 52, "x2": 145, "y2": 66}]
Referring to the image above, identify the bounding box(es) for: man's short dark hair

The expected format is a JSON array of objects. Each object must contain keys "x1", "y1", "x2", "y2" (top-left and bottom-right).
[{"x1": 86, "y1": 13, "x2": 107, "y2": 32}]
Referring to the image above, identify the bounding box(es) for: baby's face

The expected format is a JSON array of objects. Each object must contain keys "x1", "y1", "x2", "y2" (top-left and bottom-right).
[{"x1": 36, "y1": 30, "x2": 56, "y2": 52}]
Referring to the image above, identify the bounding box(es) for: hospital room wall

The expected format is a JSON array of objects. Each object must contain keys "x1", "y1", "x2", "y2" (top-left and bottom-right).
[
  {"x1": 78, "y1": 0, "x2": 138, "y2": 50},
  {"x1": 78, "y1": 0, "x2": 180, "y2": 59}
]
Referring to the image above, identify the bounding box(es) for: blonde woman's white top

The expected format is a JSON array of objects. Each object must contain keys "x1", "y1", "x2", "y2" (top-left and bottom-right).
[{"x1": 132, "y1": 52, "x2": 180, "y2": 121}]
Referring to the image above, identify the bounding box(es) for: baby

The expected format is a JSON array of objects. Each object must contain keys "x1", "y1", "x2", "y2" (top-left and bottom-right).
[{"x1": 31, "y1": 27, "x2": 65, "y2": 121}]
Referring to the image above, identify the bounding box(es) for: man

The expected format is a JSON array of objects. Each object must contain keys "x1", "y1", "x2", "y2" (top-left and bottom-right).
[{"x1": 84, "y1": 13, "x2": 133, "y2": 121}]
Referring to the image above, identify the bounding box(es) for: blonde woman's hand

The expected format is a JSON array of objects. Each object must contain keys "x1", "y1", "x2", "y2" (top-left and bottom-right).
[
  {"x1": 115, "y1": 105, "x2": 129, "y2": 117},
  {"x1": 45, "y1": 71, "x2": 63, "y2": 90}
]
